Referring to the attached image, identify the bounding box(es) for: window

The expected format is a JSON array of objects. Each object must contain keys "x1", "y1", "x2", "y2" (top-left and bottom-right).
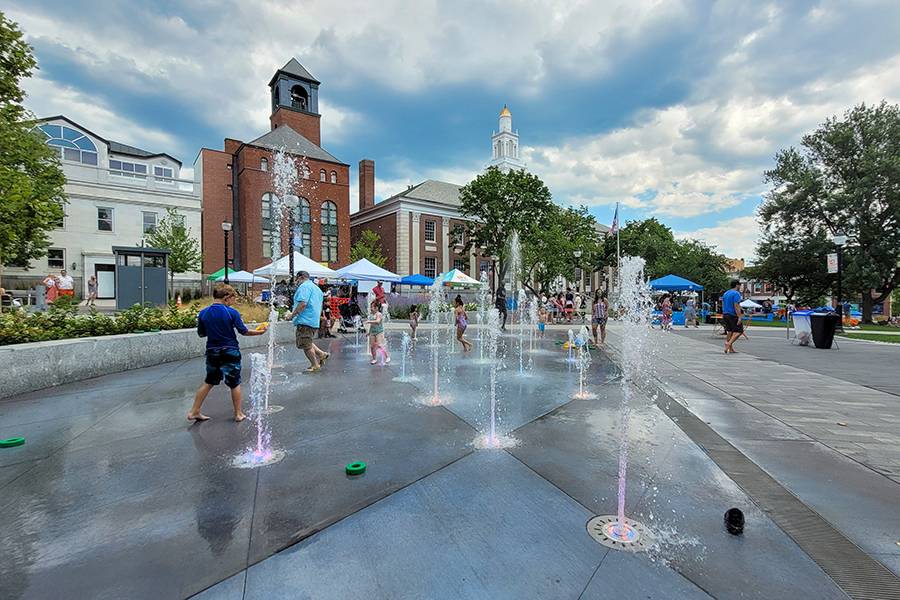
[
  {"x1": 38, "y1": 124, "x2": 98, "y2": 165},
  {"x1": 319, "y1": 169, "x2": 326, "y2": 182},
  {"x1": 302, "y1": 164, "x2": 310, "y2": 179},
  {"x1": 153, "y1": 165, "x2": 174, "y2": 181},
  {"x1": 451, "y1": 224, "x2": 465, "y2": 246},
  {"x1": 109, "y1": 159, "x2": 148, "y2": 179},
  {"x1": 47, "y1": 248, "x2": 65, "y2": 270},
  {"x1": 260, "y1": 158, "x2": 268, "y2": 171},
  {"x1": 290, "y1": 85, "x2": 309, "y2": 111},
  {"x1": 453, "y1": 258, "x2": 467, "y2": 272},
  {"x1": 321, "y1": 200, "x2": 339, "y2": 262},
  {"x1": 424, "y1": 257, "x2": 437, "y2": 279},
  {"x1": 53, "y1": 211, "x2": 65, "y2": 229},
  {"x1": 293, "y1": 197, "x2": 312, "y2": 256},
  {"x1": 424, "y1": 220, "x2": 436, "y2": 243},
  {"x1": 261, "y1": 193, "x2": 276, "y2": 258},
  {"x1": 480, "y1": 260, "x2": 491, "y2": 275},
  {"x1": 97, "y1": 207, "x2": 114, "y2": 232},
  {"x1": 142, "y1": 212, "x2": 157, "y2": 234},
  {"x1": 330, "y1": 170, "x2": 337, "y2": 184}
]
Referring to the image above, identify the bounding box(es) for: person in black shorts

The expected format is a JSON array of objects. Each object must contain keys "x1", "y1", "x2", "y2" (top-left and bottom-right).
[
  {"x1": 721, "y1": 279, "x2": 744, "y2": 354},
  {"x1": 187, "y1": 284, "x2": 267, "y2": 422}
]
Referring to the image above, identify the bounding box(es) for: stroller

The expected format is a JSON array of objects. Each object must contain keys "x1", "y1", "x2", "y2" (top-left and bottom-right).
[{"x1": 338, "y1": 300, "x2": 365, "y2": 334}]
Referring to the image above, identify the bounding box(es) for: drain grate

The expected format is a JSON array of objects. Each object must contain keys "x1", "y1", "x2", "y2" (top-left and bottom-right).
[{"x1": 586, "y1": 515, "x2": 655, "y2": 552}]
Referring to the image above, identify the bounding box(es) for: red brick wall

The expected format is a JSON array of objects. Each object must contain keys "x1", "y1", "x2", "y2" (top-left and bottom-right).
[
  {"x1": 359, "y1": 159, "x2": 375, "y2": 210},
  {"x1": 199, "y1": 149, "x2": 234, "y2": 274},
  {"x1": 350, "y1": 213, "x2": 397, "y2": 272},
  {"x1": 270, "y1": 107, "x2": 321, "y2": 146}
]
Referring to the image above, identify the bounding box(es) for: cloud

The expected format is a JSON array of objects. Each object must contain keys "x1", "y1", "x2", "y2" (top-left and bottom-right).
[{"x1": 677, "y1": 216, "x2": 761, "y2": 261}]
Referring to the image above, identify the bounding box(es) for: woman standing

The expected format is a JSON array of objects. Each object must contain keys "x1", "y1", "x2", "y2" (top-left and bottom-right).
[
  {"x1": 42, "y1": 273, "x2": 58, "y2": 305},
  {"x1": 591, "y1": 291, "x2": 609, "y2": 345},
  {"x1": 660, "y1": 294, "x2": 673, "y2": 331},
  {"x1": 684, "y1": 297, "x2": 698, "y2": 328},
  {"x1": 86, "y1": 275, "x2": 98, "y2": 307},
  {"x1": 454, "y1": 297, "x2": 473, "y2": 352}
]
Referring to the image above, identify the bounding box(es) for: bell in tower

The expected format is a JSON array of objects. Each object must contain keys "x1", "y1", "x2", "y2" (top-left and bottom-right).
[{"x1": 268, "y1": 58, "x2": 323, "y2": 145}]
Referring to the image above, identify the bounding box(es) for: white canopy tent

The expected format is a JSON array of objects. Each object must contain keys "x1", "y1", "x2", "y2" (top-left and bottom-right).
[
  {"x1": 335, "y1": 258, "x2": 401, "y2": 282},
  {"x1": 215, "y1": 270, "x2": 270, "y2": 284},
  {"x1": 252, "y1": 252, "x2": 338, "y2": 279},
  {"x1": 740, "y1": 299, "x2": 763, "y2": 309}
]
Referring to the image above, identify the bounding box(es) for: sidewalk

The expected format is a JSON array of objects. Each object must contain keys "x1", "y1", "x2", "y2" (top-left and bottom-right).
[{"x1": 604, "y1": 323, "x2": 900, "y2": 576}]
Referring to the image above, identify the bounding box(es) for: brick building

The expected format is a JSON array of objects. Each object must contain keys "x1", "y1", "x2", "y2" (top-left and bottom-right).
[{"x1": 196, "y1": 59, "x2": 351, "y2": 275}]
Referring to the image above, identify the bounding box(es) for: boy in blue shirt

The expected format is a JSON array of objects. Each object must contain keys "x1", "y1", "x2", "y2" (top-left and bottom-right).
[
  {"x1": 187, "y1": 284, "x2": 267, "y2": 422},
  {"x1": 721, "y1": 279, "x2": 744, "y2": 354}
]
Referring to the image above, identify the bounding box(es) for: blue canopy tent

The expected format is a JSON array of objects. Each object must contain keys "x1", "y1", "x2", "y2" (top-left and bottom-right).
[
  {"x1": 399, "y1": 274, "x2": 434, "y2": 286},
  {"x1": 648, "y1": 274, "x2": 704, "y2": 291},
  {"x1": 649, "y1": 275, "x2": 705, "y2": 326}
]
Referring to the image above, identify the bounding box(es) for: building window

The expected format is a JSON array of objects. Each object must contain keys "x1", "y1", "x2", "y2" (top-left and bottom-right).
[
  {"x1": 153, "y1": 166, "x2": 174, "y2": 180},
  {"x1": 319, "y1": 169, "x2": 326, "y2": 182},
  {"x1": 97, "y1": 207, "x2": 114, "y2": 232},
  {"x1": 110, "y1": 159, "x2": 148, "y2": 179},
  {"x1": 321, "y1": 200, "x2": 339, "y2": 262},
  {"x1": 451, "y1": 224, "x2": 465, "y2": 246},
  {"x1": 302, "y1": 164, "x2": 310, "y2": 179},
  {"x1": 37, "y1": 124, "x2": 98, "y2": 165},
  {"x1": 480, "y1": 260, "x2": 491, "y2": 275},
  {"x1": 47, "y1": 248, "x2": 65, "y2": 270},
  {"x1": 424, "y1": 220, "x2": 436, "y2": 243},
  {"x1": 142, "y1": 212, "x2": 157, "y2": 234},
  {"x1": 260, "y1": 158, "x2": 268, "y2": 171},
  {"x1": 292, "y1": 197, "x2": 312, "y2": 256},
  {"x1": 330, "y1": 170, "x2": 337, "y2": 184},
  {"x1": 453, "y1": 258, "x2": 467, "y2": 272},
  {"x1": 261, "y1": 193, "x2": 276, "y2": 258},
  {"x1": 424, "y1": 257, "x2": 436, "y2": 279}
]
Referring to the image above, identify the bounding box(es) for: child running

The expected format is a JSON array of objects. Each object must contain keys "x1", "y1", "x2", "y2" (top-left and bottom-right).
[
  {"x1": 409, "y1": 304, "x2": 420, "y2": 341},
  {"x1": 367, "y1": 299, "x2": 391, "y2": 365},
  {"x1": 188, "y1": 284, "x2": 267, "y2": 422},
  {"x1": 592, "y1": 291, "x2": 609, "y2": 345},
  {"x1": 454, "y1": 297, "x2": 473, "y2": 352},
  {"x1": 538, "y1": 306, "x2": 547, "y2": 338}
]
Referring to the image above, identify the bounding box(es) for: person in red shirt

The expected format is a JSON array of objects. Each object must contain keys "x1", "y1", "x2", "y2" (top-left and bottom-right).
[{"x1": 372, "y1": 281, "x2": 386, "y2": 303}]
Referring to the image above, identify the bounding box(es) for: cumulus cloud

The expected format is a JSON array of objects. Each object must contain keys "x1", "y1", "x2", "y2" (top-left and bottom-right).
[{"x1": 677, "y1": 216, "x2": 761, "y2": 261}]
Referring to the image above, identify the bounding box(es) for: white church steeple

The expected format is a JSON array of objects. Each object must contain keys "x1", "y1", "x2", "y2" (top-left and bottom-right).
[{"x1": 490, "y1": 104, "x2": 525, "y2": 173}]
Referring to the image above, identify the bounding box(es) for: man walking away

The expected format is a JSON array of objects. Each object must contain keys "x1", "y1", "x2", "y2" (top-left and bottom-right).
[
  {"x1": 290, "y1": 271, "x2": 330, "y2": 372},
  {"x1": 722, "y1": 280, "x2": 744, "y2": 354}
]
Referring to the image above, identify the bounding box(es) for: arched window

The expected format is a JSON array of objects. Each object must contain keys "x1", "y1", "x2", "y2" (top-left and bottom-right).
[
  {"x1": 260, "y1": 158, "x2": 268, "y2": 171},
  {"x1": 319, "y1": 169, "x2": 326, "y2": 182},
  {"x1": 321, "y1": 201, "x2": 339, "y2": 263},
  {"x1": 291, "y1": 197, "x2": 312, "y2": 256},
  {"x1": 302, "y1": 164, "x2": 310, "y2": 180},
  {"x1": 261, "y1": 193, "x2": 277, "y2": 258},
  {"x1": 330, "y1": 170, "x2": 337, "y2": 184},
  {"x1": 290, "y1": 85, "x2": 308, "y2": 111},
  {"x1": 38, "y1": 123, "x2": 98, "y2": 165}
]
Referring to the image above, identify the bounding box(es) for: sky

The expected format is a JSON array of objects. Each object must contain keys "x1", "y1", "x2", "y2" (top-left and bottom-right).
[{"x1": 7, "y1": 0, "x2": 900, "y2": 261}]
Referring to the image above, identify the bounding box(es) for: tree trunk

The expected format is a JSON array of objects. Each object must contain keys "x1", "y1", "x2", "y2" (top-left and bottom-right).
[{"x1": 861, "y1": 292, "x2": 874, "y2": 324}]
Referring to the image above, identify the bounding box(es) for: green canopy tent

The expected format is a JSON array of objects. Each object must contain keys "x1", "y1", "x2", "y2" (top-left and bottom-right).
[{"x1": 206, "y1": 267, "x2": 227, "y2": 281}]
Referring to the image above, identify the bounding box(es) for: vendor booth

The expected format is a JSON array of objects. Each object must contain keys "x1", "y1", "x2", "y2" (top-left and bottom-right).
[
  {"x1": 252, "y1": 252, "x2": 338, "y2": 279},
  {"x1": 649, "y1": 274, "x2": 705, "y2": 326}
]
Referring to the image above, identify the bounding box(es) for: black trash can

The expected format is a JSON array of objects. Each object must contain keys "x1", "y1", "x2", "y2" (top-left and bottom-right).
[{"x1": 810, "y1": 312, "x2": 840, "y2": 349}]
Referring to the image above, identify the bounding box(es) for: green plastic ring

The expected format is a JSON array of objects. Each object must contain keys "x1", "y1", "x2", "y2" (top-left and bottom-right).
[
  {"x1": 133, "y1": 330, "x2": 145, "y2": 334},
  {"x1": 0, "y1": 437, "x2": 25, "y2": 448},
  {"x1": 149, "y1": 328, "x2": 160, "y2": 333},
  {"x1": 345, "y1": 461, "x2": 367, "y2": 475}
]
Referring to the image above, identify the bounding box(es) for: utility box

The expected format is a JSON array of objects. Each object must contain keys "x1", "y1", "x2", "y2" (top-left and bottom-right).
[{"x1": 113, "y1": 246, "x2": 170, "y2": 310}]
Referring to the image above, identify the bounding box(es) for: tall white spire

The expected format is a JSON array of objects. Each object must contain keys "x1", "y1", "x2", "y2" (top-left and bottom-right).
[{"x1": 490, "y1": 104, "x2": 525, "y2": 173}]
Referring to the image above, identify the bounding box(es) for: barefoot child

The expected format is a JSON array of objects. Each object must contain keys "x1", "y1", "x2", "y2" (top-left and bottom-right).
[
  {"x1": 454, "y1": 297, "x2": 473, "y2": 352},
  {"x1": 188, "y1": 284, "x2": 267, "y2": 422},
  {"x1": 367, "y1": 299, "x2": 391, "y2": 365},
  {"x1": 538, "y1": 306, "x2": 547, "y2": 338},
  {"x1": 409, "y1": 304, "x2": 420, "y2": 341}
]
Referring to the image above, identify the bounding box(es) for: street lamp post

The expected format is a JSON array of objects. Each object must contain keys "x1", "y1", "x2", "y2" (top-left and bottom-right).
[
  {"x1": 833, "y1": 232, "x2": 847, "y2": 331},
  {"x1": 222, "y1": 221, "x2": 232, "y2": 284}
]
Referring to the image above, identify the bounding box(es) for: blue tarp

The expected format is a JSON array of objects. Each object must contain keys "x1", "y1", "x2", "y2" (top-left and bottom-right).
[
  {"x1": 399, "y1": 274, "x2": 434, "y2": 286},
  {"x1": 648, "y1": 274, "x2": 704, "y2": 291}
]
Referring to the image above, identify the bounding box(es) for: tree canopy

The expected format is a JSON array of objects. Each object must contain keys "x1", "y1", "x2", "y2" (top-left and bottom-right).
[
  {"x1": 459, "y1": 167, "x2": 555, "y2": 281},
  {"x1": 0, "y1": 12, "x2": 66, "y2": 279},
  {"x1": 521, "y1": 205, "x2": 602, "y2": 294},
  {"x1": 743, "y1": 234, "x2": 831, "y2": 305},
  {"x1": 760, "y1": 101, "x2": 900, "y2": 322},
  {"x1": 349, "y1": 229, "x2": 387, "y2": 268},
  {"x1": 144, "y1": 208, "x2": 202, "y2": 295}
]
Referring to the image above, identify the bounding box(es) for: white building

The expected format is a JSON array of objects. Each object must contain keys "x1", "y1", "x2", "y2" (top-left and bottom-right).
[
  {"x1": 490, "y1": 105, "x2": 525, "y2": 173},
  {"x1": 4, "y1": 116, "x2": 201, "y2": 300}
]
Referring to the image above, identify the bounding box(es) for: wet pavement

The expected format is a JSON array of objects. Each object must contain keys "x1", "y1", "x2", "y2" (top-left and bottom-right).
[{"x1": 0, "y1": 325, "x2": 860, "y2": 599}]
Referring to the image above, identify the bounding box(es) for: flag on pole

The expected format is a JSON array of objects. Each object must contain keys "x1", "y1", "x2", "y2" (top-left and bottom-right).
[{"x1": 610, "y1": 202, "x2": 619, "y2": 235}]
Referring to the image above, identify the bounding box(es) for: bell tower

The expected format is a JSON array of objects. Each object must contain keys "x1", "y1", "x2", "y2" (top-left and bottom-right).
[
  {"x1": 268, "y1": 58, "x2": 322, "y2": 146},
  {"x1": 490, "y1": 104, "x2": 525, "y2": 173}
]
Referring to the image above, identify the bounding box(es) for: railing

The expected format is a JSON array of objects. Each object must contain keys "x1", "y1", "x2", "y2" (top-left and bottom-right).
[{"x1": 64, "y1": 162, "x2": 197, "y2": 195}]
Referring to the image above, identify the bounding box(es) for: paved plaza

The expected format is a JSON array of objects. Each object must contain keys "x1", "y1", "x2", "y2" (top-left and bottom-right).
[{"x1": 1, "y1": 324, "x2": 899, "y2": 599}]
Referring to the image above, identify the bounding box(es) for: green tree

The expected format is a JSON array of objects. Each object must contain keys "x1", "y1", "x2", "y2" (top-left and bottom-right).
[
  {"x1": 522, "y1": 205, "x2": 602, "y2": 294},
  {"x1": 761, "y1": 102, "x2": 900, "y2": 322},
  {"x1": 664, "y1": 240, "x2": 730, "y2": 293},
  {"x1": 0, "y1": 12, "x2": 66, "y2": 289},
  {"x1": 144, "y1": 207, "x2": 202, "y2": 296},
  {"x1": 349, "y1": 229, "x2": 387, "y2": 267},
  {"x1": 744, "y1": 234, "x2": 832, "y2": 305},
  {"x1": 459, "y1": 167, "x2": 555, "y2": 283}
]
